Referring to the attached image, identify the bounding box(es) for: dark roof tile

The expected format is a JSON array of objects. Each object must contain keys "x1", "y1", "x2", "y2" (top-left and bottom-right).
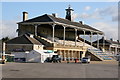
[
  {"x1": 6, "y1": 34, "x2": 42, "y2": 45},
  {"x1": 18, "y1": 14, "x2": 103, "y2": 34},
  {"x1": 93, "y1": 38, "x2": 120, "y2": 45}
]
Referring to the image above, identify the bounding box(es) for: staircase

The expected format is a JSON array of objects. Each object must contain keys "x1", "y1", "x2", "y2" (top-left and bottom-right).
[
  {"x1": 34, "y1": 36, "x2": 53, "y2": 47},
  {"x1": 35, "y1": 35, "x2": 116, "y2": 61},
  {"x1": 88, "y1": 48, "x2": 115, "y2": 61},
  {"x1": 78, "y1": 37, "x2": 115, "y2": 61}
]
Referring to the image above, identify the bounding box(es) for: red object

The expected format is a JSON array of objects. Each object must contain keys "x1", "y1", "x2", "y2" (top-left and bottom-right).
[{"x1": 75, "y1": 59, "x2": 78, "y2": 63}]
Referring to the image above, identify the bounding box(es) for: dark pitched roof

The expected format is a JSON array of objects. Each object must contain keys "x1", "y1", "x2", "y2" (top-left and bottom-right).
[
  {"x1": 19, "y1": 14, "x2": 54, "y2": 23},
  {"x1": 93, "y1": 38, "x2": 120, "y2": 45},
  {"x1": 6, "y1": 34, "x2": 42, "y2": 45},
  {"x1": 18, "y1": 14, "x2": 103, "y2": 34}
]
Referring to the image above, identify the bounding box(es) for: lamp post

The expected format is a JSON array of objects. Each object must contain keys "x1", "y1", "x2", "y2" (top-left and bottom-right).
[{"x1": 1, "y1": 42, "x2": 5, "y2": 64}]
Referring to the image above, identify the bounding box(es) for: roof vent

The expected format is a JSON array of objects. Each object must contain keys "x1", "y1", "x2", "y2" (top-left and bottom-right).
[
  {"x1": 117, "y1": 40, "x2": 119, "y2": 43},
  {"x1": 52, "y1": 13, "x2": 57, "y2": 17},
  {"x1": 79, "y1": 21, "x2": 83, "y2": 24},
  {"x1": 110, "y1": 38, "x2": 113, "y2": 41}
]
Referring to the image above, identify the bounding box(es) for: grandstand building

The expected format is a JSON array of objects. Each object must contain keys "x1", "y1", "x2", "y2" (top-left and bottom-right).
[{"x1": 5, "y1": 6, "x2": 117, "y2": 61}]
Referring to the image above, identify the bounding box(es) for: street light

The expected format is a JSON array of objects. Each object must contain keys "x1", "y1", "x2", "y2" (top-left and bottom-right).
[{"x1": 1, "y1": 42, "x2": 5, "y2": 64}]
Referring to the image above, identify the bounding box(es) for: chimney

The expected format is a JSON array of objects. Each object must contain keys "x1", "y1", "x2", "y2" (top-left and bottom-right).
[
  {"x1": 23, "y1": 12, "x2": 28, "y2": 21},
  {"x1": 79, "y1": 21, "x2": 83, "y2": 24},
  {"x1": 30, "y1": 34, "x2": 34, "y2": 38},
  {"x1": 117, "y1": 40, "x2": 119, "y2": 43},
  {"x1": 110, "y1": 38, "x2": 113, "y2": 41},
  {"x1": 52, "y1": 13, "x2": 57, "y2": 17}
]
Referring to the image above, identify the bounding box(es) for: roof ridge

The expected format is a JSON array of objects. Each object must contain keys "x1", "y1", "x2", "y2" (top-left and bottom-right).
[
  {"x1": 48, "y1": 14, "x2": 78, "y2": 23},
  {"x1": 18, "y1": 14, "x2": 53, "y2": 23},
  {"x1": 25, "y1": 34, "x2": 41, "y2": 44},
  {"x1": 24, "y1": 34, "x2": 34, "y2": 44},
  {"x1": 47, "y1": 14, "x2": 55, "y2": 22},
  {"x1": 5, "y1": 34, "x2": 24, "y2": 43},
  {"x1": 17, "y1": 14, "x2": 103, "y2": 34}
]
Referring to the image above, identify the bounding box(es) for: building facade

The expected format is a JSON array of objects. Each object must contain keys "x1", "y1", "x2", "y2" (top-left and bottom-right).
[
  {"x1": 5, "y1": 6, "x2": 105, "y2": 61},
  {"x1": 93, "y1": 38, "x2": 120, "y2": 55},
  {"x1": 5, "y1": 34, "x2": 44, "y2": 54}
]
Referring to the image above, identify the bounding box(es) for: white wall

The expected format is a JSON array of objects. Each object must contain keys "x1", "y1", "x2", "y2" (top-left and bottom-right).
[
  {"x1": 26, "y1": 51, "x2": 41, "y2": 63},
  {"x1": 12, "y1": 52, "x2": 26, "y2": 58},
  {"x1": 11, "y1": 50, "x2": 57, "y2": 63},
  {"x1": 33, "y1": 45, "x2": 43, "y2": 50}
]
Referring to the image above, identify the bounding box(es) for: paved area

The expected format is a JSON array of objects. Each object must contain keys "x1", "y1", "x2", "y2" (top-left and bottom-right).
[{"x1": 1, "y1": 61, "x2": 119, "y2": 78}]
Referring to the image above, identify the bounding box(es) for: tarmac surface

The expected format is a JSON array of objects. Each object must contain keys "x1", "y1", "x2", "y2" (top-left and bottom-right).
[{"x1": 1, "y1": 61, "x2": 119, "y2": 78}]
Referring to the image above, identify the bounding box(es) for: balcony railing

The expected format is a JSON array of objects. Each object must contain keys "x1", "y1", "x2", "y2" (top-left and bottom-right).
[{"x1": 53, "y1": 43, "x2": 86, "y2": 50}]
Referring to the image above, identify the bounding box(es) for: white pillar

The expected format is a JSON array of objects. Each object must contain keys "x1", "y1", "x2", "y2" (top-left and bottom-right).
[
  {"x1": 72, "y1": 51, "x2": 74, "y2": 61},
  {"x1": 97, "y1": 33, "x2": 99, "y2": 49},
  {"x1": 103, "y1": 34, "x2": 105, "y2": 50},
  {"x1": 64, "y1": 50, "x2": 66, "y2": 61},
  {"x1": 52, "y1": 24, "x2": 56, "y2": 43},
  {"x1": 63, "y1": 26, "x2": 66, "y2": 45},
  {"x1": 109, "y1": 45, "x2": 111, "y2": 53},
  {"x1": 35, "y1": 25, "x2": 38, "y2": 36},
  {"x1": 83, "y1": 30, "x2": 85, "y2": 46},
  {"x1": 115, "y1": 46, "x2": 118, "y2": 54},
  {"x1": 75, "y1": 28, "x2": 77, "y2": 46}
]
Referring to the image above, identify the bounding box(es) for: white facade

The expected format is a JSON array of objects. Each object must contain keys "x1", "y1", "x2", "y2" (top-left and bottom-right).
[
  {"x1": 11, "y1": 50, "x2": 57, "y2": 63},
  {"x1": 33, "y1": 45, "x2": 44, "y2": 50}
]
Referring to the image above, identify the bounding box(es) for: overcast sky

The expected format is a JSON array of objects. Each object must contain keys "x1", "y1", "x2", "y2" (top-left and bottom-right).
[{"x1": 0, "y1": 1, "x2": 119, "y2": 41}]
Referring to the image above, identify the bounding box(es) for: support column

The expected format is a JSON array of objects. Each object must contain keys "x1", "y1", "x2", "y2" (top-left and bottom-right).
[
  {"x1": 62, "y1": 50, "x2": 64, "y2": 61},
  {"x1": 69, "y1": 51, "x2": 71, "y2": 59},
  {"x1": 58, "y1": 50, "x2": 60, "y2": 55},
  {"x1": 97, "y1": 33, "x2": 99, "y2": 49},
  {"x1": 83, "y1": 30, "x2": 85, "y2": 46},
  {"x1": 63, "y1": 26, "x2": 66, "y2": 45},
  {"x1": 77, "y1": 51, "x2": 80, "y2": 60},
  {"x1": 109, "y1": 45, "x2": 111, "y2": 53},
  {"x1": 75, "y1": 28, "x2": 77, "y2": 46},
  {"x1": 67, "y1": 51, "x2": 70, "y2": 61},
  {"x1": 103, "y1": 34, "x2": 105, "y2": 51},
  {"x1": 72, "y1": 51, "x2": 74, "y2": 61},
  {"x1": 111, "y1": 47, "x2": 113, "y2": 53},
  {"x1": 2, "y1": 42, "x2": 5, "y2": 61},
  {"x1": 52, "y1": 24, "x2": 56, "y2": 43},
  {"x1": 64, "y1": 50, "x2": 66, "y2": 61},
  {"x1": 90, "y1": 32, "x2": 93, "y2": 47},
  {"x1": 70, "y1": 51, "x2": 72, "y2": 61},
  {"x1": 115, "y1": 46, "x2": 118, "y2": 54},
  {"x1": 72, "y1": 51, "x2": 75, "y2": 60},
  {"x1": 35, "y1": 25, "x2": 38, "y2": 36},
  {"x1": 66, "y1": 50, "x2": 68, "y2": 58}
]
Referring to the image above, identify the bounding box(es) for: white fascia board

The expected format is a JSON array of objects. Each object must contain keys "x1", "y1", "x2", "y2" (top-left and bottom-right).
[
  {"x1": 6, "y1": 44, "x2": 33, "y2": 45},
  {"x1": 18, "y1": 22, "x2": 54, "y2": 25},
  {"x1": 18, "y1": 21, "x2": 103, "y2": 35},
  {"x1": 55, "y1": 22, "x2": 104, "y2": 35}
]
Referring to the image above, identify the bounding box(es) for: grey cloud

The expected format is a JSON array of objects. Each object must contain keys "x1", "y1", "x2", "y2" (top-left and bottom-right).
[
  {"x1": 0, "y1": 20, "x2": 18, "y2": 39},
  {"x1": 91, "y1": 22, "x2": 118, "y2": 40},
  {"x1": 72, "y1": 5, "x2": 118, "y2": 22}
]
